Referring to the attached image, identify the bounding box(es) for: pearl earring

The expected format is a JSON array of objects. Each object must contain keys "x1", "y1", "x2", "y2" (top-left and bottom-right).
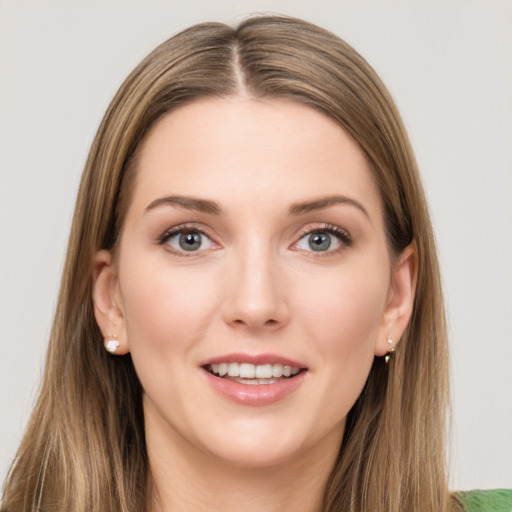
[
  {"x1": 385, "y1": 336, "x2": 395, "y2": 364},
  {"x1": 104, "y1": 334, "x2": 120, "y2": 354}
]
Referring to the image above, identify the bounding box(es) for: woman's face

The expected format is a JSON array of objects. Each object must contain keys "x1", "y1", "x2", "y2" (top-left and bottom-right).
[{"x1": 95, "y1": 97, "x2": 414, "y2": 469}]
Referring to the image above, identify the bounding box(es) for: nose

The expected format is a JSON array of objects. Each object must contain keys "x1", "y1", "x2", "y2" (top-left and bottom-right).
[{"x1": 221, "y1": 244, "x2": 290, "y2": 331}]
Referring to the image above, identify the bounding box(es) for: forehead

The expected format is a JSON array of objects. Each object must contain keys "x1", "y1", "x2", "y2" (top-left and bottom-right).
[{"x1": 129, "y1": 96, "x2": 382, "y2": 220}]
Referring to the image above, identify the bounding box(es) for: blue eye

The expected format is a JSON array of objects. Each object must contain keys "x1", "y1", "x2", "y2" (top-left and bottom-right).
[
  {"x1": 164, "y1": 230, "x2": 215, "y2": 253},
  {"x1": 294, "y1": 227, "x2": 350, "y2": 253}
]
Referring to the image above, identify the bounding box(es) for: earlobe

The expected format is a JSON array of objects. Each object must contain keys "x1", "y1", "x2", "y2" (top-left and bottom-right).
[
  {"x1": 375, "y1": 244, "x2": 417, "y2": 357},
  {"x1": 92, "y1": 250, "x2": 129, "y2": 355}
]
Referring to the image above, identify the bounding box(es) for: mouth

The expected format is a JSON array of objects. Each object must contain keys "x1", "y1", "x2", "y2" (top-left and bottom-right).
[
  {"x1": 200, "y1": 354, "x2": 308, "y2": 405},
  {"x1": 204, "y1": 362, "x2": 304, "y2": 385}
]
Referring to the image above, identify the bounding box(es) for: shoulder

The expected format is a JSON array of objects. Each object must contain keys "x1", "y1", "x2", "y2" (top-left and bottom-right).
[{"x1": 456, "y1": 489, "x2": 512, "y2": 512}]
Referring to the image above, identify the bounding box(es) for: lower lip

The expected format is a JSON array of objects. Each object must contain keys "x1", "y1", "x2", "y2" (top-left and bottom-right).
[{"x1": 202, "y1": 368, "x2": 307, "y2": 406}]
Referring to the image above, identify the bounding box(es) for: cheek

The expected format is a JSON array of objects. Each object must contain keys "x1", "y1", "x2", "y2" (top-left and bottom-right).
[
  {"x1": 118, "y1": 252, "x2": 220, "y2": 357},
  {"x1": 296, "y1": 262, "x2": 389, "y2": 364},
  {"x1": 284, "y1": 262, "x2": 389, "y2": 437}
]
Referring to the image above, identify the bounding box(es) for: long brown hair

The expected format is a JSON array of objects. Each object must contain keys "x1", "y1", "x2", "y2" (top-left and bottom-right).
[{"x1": 2, "y1": 15, "x2": 462, "y2": 512}]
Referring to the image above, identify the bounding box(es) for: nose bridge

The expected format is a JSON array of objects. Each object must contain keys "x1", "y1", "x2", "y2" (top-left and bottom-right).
[{"x1": 223, "y1": 234, "x2": 288, "y2": 330}]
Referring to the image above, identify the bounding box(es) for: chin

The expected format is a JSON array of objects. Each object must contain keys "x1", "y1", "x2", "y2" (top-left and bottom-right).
[
  {"x1": 192, "y1": 414, "x2": 344, "y2": 471},
  {"x1": 205, "y1": 437, "x2": 306, "y2": 470}
]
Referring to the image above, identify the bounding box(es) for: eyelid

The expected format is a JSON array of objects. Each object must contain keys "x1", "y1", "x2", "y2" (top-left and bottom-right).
[
  {"x1": 157, "y1": 223, "x2": 220, "y2": 255},
  {"x1": 290, "y1": 223, "x2": 353, "y2": 255},
  {"x1": 157, "y1": 222, "x2": 351, "y2": 257}
]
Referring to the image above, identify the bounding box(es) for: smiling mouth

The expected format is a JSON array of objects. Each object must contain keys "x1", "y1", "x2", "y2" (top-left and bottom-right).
[{"x1": 205, "y1": 363, "x2": 304, "y2": 385}]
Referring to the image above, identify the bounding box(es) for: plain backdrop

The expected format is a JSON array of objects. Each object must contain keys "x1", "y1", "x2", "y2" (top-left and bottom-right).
[{"x1": 1, "y1": 0, "x2": 511, "y2": 491}]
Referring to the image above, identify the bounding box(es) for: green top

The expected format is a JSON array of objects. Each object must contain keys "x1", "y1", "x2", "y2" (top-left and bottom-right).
[{"x1": 458, "y1": 489, "x2": 512, "y2": 512}]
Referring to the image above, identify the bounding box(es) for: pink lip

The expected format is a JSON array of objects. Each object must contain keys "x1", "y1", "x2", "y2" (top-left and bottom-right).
[
  {"x1": 199, "y1": 353, "x2": 308, "y2": 407},
  {"x1": 202, "y1": 368, "x2": 307, "y2": 406},
  {"x1": 201, "y1": 352, "x2": 307, "y2": 368}
]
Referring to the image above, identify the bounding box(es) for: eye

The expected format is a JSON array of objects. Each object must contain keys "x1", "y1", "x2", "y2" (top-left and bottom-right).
[
  {"x1": 161, "y1": 228, "x2": 216, "y2": 253},
  {"x1": 293, "y1": 226, "x2": 351, "y2": 254},
  {"x1": 296, "y1": 231, "x2": 340, "y2": 252}
]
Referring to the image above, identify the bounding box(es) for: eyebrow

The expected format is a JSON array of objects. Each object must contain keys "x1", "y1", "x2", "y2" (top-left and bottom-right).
[
  {"x1": 288, "y1": 195, "x2": 370, "y2": 219},
  {"x1": 145, "y1": 195, "x2": 224, "y2": 215},
  {"x1": 145, "y1": 194, "x2": 369, "y2": 219}
]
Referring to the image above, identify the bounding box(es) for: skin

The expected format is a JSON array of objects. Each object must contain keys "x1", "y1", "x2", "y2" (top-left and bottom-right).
[{"x1": 93, "y1": 97, "x2": 416, "y2": 512}]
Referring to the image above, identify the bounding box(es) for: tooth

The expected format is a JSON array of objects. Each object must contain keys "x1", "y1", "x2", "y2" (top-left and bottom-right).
[
  {"x1": 213, "y1": 362, "x2": 301, "y2": 379},
  {"x1": 260, "y1": 378, "x2": 278, "y2": 384},
  {"x1": 234, "y1": 378, "x2": 280, "y2": 385},
  {"x1": 227, "y1": 362, "x2": 239, "y2": 377},
  {"x1": 239, "y1": 363, "x2": 255, "y2": 378},
  {"x1": 272, "y1": 364, "x2": 284, "y2": 377},
  {"x1": 255, "y1": 364, "x2": 272, "y2": 378},
  {"x1": 235, "y1": 378, "x2": 258, "y2": 385}
]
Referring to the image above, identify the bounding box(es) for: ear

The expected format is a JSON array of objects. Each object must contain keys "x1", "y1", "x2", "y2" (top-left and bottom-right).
[
  {"x1": 92, "y1": 250, "x2": 129, "y2": 355},
  {"x1": 375, "y1": 244, "x2": 417, "y2": 356}
]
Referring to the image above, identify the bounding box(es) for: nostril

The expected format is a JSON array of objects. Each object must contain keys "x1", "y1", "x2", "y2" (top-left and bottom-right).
[{"x1": 230, "y1": 317, "x2": 280, "y2": 327}]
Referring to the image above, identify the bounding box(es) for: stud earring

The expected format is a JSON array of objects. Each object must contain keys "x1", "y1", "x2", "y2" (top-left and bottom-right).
[
  {"x1": 385, "y1": 335, "x2": 395, "y2": 364},
  {"x1": 104, "y1": 334, "x2": 120, "y2": 354}
]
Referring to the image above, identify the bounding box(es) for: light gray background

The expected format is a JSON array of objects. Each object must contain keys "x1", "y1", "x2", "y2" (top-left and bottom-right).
[{"x1": 1, "y1": 0, "x2": 511, "y2": 491}]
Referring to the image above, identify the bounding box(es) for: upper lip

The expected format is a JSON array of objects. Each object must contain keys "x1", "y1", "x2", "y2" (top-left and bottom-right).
[{"x1": 200, "y1": 352, "x2": 307, "y2": 369}]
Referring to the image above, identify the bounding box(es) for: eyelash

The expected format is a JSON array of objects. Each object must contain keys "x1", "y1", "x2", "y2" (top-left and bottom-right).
[
  {"x1": 293, "y1": 224, "x2": 353, "y2": 258},
  {"x1": 158, "y1": 223, "x2": 217, "y2": 257},
  {"x1": 157, "y1": 223, "x2": 352, "y2": 257}
]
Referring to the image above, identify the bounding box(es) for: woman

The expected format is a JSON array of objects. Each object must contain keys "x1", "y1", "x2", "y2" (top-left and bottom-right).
[{"x1": 1, "y1": 15, "x2": 509, "y2": 512}]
